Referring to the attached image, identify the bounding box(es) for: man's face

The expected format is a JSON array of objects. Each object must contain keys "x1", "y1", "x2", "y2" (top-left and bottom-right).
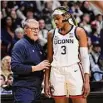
[{"x1": 24, "y1": 22, "x2": 39, "y2": 41}]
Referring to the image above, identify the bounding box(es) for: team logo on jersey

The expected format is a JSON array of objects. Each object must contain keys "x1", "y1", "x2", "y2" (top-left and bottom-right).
[
  {"x1": 69, "y1": 33, "x2": 73, "y2": 38},
  {"x1": 54, "y1": 36, "x2": 59, "y2": 40},
  {"x1": 54, "y1": 36, "x2": 74, "y2": 45}
]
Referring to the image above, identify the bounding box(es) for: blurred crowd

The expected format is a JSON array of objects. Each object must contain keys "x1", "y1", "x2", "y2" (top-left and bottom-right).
[{"x1": 0, "y1": 0, "x2": 103, "y2": 95}]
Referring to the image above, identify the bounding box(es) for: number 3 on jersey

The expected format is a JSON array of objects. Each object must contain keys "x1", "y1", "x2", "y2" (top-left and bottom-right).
[{"x1": 61, "y1": 46, "x2": 66, "y2": 54}]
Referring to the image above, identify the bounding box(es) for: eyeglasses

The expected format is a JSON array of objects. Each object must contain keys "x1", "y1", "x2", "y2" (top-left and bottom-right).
[{"x1": 26, "y1": 27, "x2": 39, "y2": 31}]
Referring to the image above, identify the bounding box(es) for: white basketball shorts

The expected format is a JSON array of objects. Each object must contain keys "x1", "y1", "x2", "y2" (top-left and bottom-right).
[{"x1": 50, "y1": 62, "x2": 84, "y2": 98}]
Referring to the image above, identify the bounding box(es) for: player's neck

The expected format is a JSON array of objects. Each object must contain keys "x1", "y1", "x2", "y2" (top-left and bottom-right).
[{"x1": 59, "y1": 23, "x2": 72, "y2": 35}]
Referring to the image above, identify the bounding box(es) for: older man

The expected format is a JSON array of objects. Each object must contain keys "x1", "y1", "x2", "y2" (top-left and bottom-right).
[{"x1": 11, "y1": 19, "x2": 50, "y2": 103}]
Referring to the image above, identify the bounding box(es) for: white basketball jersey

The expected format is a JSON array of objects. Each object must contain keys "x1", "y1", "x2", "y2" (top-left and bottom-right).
[{"x1": 51, "y1": 25, "x2": 80, "y2": 67}]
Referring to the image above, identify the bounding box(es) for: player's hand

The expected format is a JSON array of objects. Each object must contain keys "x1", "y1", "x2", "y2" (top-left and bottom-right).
[
  {"x1": 36, "y1": 60, "x2": 50, "y2": 71},
  {"x1": 82, "y1": 81, "x2": 90, "y2": 98},
  {"x1": 44, "y1": 81, "x2": 52, "y2": 98}
]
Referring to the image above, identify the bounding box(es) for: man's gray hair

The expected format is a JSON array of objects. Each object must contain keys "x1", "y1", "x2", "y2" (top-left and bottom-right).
[{"x1": 22, "y1": 19, "x2": 39, "y2": 27}]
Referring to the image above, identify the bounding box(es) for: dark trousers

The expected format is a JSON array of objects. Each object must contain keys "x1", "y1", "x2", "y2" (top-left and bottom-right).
[{"x1": 13, "y1": 86, "x2": 41, "y2": 103}]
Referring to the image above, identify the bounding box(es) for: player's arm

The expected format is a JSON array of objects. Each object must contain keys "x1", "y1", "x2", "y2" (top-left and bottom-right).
[
  {"x1": 45, "y1": 31, "x2": 53, "y2": 83},
  {"x1": 76, "y1": 27, "x2": 90, "y2": 81},
  {"x1": 76, "y1": 27, "x2": 90, "y2": 97},
  {"x1": 44, "y1": 31, "x2": 53, "y2": 97}
]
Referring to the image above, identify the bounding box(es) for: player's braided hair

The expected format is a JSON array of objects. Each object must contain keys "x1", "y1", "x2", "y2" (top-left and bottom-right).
[{"x1": 52, "y1": 6, "x2": 77, "y2": 26}]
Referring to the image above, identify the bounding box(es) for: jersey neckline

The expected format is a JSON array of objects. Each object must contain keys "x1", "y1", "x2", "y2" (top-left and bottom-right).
[{"x1": 58, "y1": 25, "x2": 73, "y2": 36}]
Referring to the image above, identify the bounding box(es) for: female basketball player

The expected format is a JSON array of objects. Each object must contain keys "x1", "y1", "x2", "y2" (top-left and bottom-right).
[{"x1": 44, "y1": 7, "x2": 90, "y2": 103}]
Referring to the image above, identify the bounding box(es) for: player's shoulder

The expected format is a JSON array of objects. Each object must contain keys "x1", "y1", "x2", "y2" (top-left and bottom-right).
[
  {"x1": 48, "y1": 28, "x2": 56, "y2": 38},
  {"x1": 76, "y1": 26, "x2": 87, "y2": 36},
  {"x1": 48, "y1": 28, "x2": 56, "y2": 34},
  {"x1": 76, "y1": 26, "x2": 85, "y2": 33},
  {"x1": 74, "y1": 26, "x2": 88, "y2": 40}
]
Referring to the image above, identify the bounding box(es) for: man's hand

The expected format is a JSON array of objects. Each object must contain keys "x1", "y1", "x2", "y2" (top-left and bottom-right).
[
  {"x1": 82, "y1": 73, "x2": 90, "y2": 98},
  {"x1": 32, "y1": 60, "x2": 50, "y2": 72}
]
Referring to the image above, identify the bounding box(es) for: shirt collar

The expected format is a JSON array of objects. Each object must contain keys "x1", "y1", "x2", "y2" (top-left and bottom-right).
[{"x1": 24, "y1": 35, "x2": 38, "y2": 44}]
